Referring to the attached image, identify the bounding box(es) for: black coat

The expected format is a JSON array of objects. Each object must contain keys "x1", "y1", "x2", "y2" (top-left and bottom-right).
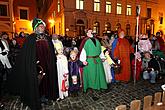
[
  {"x1": 8, "y1": 33, "x2": 59, "y2": 110},
  {"x1": 148, "y1": 58, "x2": 160, "y2": 71}
]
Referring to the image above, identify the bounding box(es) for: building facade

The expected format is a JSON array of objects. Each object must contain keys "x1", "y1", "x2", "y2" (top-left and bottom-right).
[
  {"x1": 0, "y1": 0, "x2": 13, "y2": 35},
  {"x1": 0, "y1": 0, "x2": 37, "y2": 37},
  {"x1": 1, "y1": 0, "x2": 164, "y2": 39},
  {"x1": 13, "y1": 0, "x2": 37, "y2": 34},
  {"x1": 39, "y1": 0, "x2": 165, "y2": 38}
]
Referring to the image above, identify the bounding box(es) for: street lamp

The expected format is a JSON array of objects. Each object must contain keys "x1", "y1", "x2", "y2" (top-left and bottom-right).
[{"x1": 66, "y1": 28, "x2": 69, "y2": 36}]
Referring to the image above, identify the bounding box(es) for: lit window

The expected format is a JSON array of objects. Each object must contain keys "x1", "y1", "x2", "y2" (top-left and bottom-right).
[
  {"x1": 94, "y1": 0, "x2": 100, "y2": 12},
  {"x1": 117, "y1": 3, "x2": 122, "y2": 14},
  {"x1": 93, "y1": 22, "x2": 100, "y2": 35},
  {"x1": 76, "y1": 0, "x2": 84, "y2": 10},
  {"x1": 126, "y1": 5, "x2": 131, "y2": 15},
  {"x1": 0, "y1": 4, "x2": 8, "y2": 16},
  {"x1": 106, "y1": 1, "x2": 111, "y2": 13},
  {"x1": 58, "y1": 0, "x2": 60, "y2": 12}
]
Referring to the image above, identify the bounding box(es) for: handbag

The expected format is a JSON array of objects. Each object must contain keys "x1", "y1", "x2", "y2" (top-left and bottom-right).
[
  {"x1": 113, "y1": 64, "x2": 121, "y2": 74},
  {"x1": 112, "y1": 59, "x2": 121, "y2": 74}
]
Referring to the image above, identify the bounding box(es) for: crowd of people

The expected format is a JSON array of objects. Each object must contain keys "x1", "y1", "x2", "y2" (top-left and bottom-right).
[{"x1": 0, "y1": 18, "x2": 165, "y2": 110}]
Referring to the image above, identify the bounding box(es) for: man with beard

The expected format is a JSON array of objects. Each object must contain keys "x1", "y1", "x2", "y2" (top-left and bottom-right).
[
  {"x1": 79, "y1": 29, "x2": 107, "y2": 93},
  {"x1": 8, "y1": 18, "x2": 59, "y2": 110}
]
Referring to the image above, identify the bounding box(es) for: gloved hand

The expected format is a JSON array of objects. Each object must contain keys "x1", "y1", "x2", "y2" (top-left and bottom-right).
[{"x1": 1, "y1": 52, "x2": 7, "y2": 56}]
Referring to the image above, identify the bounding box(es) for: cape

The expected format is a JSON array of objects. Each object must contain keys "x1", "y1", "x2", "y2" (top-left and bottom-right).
[
  {"x1": 8, "y1": 33, "x2": 59, "y2": 110},
  {"x1": 78, "y1": 37, "x2": 90, "y2": 57}
]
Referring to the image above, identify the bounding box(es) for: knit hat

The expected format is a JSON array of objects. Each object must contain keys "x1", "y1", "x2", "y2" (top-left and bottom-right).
[{"x1": 32, "y1": 18, "x2": 46, "y2": 30}]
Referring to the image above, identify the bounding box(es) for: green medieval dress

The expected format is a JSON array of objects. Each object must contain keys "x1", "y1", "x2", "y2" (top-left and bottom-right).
[{"x1": 82, "y1": 38, "x2": 107, "y2": 92}]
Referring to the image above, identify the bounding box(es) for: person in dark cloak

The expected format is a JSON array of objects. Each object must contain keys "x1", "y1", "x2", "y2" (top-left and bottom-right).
[
  {"x1": 68, "y1": 50, "x2": 84, "y2": 96},
  {"x1": 7, "y1": 18, "x2": 59, "y2": 110}
]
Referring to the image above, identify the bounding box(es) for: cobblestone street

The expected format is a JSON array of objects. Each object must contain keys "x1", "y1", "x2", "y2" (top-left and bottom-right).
[{"x1": 0, "y1": 78, "x2": 164, "y2": 110}]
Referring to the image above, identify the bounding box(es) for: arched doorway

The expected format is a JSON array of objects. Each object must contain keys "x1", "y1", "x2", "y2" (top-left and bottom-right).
[
  {"x1": 146, "y1": 24, "x2": 151, "y2": 38},
  {"x1": 105, "y1": 22, "x2": 111, "y2": 33},
  {"x1": 126, "y1": 24, "x2": 130, "y2": 36},
  {"x1": 76, "y1": 19, "x2": 85, "y2": 36},
  {"x1": 116, "y1": 23, "x2": 121, "y2": 31},
  {"x1": 103, "y1": 22, "x2": 111, "y2": 36}
]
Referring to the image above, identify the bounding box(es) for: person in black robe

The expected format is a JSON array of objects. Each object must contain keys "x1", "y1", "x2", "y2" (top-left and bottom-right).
[{"x1": 8, "y1": 18, "x2": 59, "y2": 110}]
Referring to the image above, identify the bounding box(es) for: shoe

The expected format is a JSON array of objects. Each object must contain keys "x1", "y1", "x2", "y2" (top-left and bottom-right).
[
  {"x1": 161, "y1": 84, "x2": 165, "y2": 91},
  {"x1": 0, "y1": 103, "x2": 4, "y2": 109},
  {"x1": 92, "y1": 96, "x2": 99, "y2": 101},
  {"x1": 150, "y1": 80, "x2": 156, "y2": 84},
  {"x1": 40, "y1": 96, "x2": 48, "y2": 103}
]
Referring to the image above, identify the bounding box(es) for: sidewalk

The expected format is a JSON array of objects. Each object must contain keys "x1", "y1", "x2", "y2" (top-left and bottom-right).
[{"x1": 0, "y1": 78, "x2": 164, "y2": 110}]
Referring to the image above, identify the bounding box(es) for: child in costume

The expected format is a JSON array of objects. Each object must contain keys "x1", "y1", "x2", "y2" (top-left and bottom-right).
[
  {"x1": 100, "y1": 46, "x2": 115, "y2": 83},
  {"x1": 68, "y1": 50, "x2": 83, "y2": 96},
  {"x1": 138, "y1": 34, "x2": 152, "y2": 54},
  {"x1": 55, "y1": 43, "x2": 69, "y2": 100},
  {"x1": 131, "y1": 52, "x2": 142, "y2": 81}
]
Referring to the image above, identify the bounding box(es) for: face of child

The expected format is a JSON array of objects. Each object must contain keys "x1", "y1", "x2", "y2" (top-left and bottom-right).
[
  {"x1": 57, "y1": 48, "x2": 63, "y2": 55},
  {"x1": 70, "y1": 53, "x2": 77, "y2": 60},
  {"x1": 105, "y1": 51, "x2": 109, "y2": 56},
  {"x1": 144, "y1": 53, "x2": 151, "y2": 59}
]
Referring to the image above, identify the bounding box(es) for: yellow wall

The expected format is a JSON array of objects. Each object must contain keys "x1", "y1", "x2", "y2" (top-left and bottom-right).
[{"x1": 15, "y1": 20, "x2": 33, "y2": 34}]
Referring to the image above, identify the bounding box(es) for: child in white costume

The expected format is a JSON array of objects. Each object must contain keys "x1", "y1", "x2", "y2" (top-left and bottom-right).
[
  {"x1": 100, "y1": 46, "x2": 115, "y2": 83},
  {"x1": 54, "y1": 43, "x2": 69, "y2": 100},
  {"x1": 138, "y1": 34, "x2": 152, "y2": 53}
]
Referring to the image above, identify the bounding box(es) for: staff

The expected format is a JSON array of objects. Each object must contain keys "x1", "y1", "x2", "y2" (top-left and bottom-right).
[{"x1": 134, "y1": 4, "x2": 140, "y2": 85}]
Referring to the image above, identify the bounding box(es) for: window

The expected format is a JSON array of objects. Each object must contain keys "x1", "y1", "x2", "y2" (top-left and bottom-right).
[
  {"x1": 147, "y1": 8, "x2": 151, "y2": 18},
  {"x1": 117, "y1": 3, "x2": 122, "y2": 14},
  {"x1": 76, "y1": 0, "x2": 84, "y2": 10},
  {"x1": 93, "y1": 22, "x2": 100, "y2": 35},
  {"x1": 20, "y1": 9, "x2": 28, "y2": 20},
  {"x1": 106, "y1": 1, "x2": 111, "y2": 13},
  {"x1": 126, "y1": 5, "x2": 131, "y2": 15},
  {"x1": 159, "y1": 12, "x2": 163, "y2": 24},
  {"x1": 58, "y1": 0, "x2": 60, "y2": 12},
  {"x1": 0, "y1": 4, "x2": 8, "y2": 16},
  {"x1": 160, "y1": 17, "x2": 163, "y2": 24},
  {"x1": 94, "y1": 0, "x2": 100, "y2": 12}
]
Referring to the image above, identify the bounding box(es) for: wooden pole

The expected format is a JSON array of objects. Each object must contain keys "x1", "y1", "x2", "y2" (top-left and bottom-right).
[{"x1": 134, "y1": 5, "x2": 140, "y2": 85}]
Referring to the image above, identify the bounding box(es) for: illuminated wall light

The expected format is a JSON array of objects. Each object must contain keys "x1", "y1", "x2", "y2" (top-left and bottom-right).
[
  {"x1": 48, "y1": 19, "x2": 55, "y2": 24},
  {"x1": 48, "y1": 19, "x2": 55, "y2": 27}
]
